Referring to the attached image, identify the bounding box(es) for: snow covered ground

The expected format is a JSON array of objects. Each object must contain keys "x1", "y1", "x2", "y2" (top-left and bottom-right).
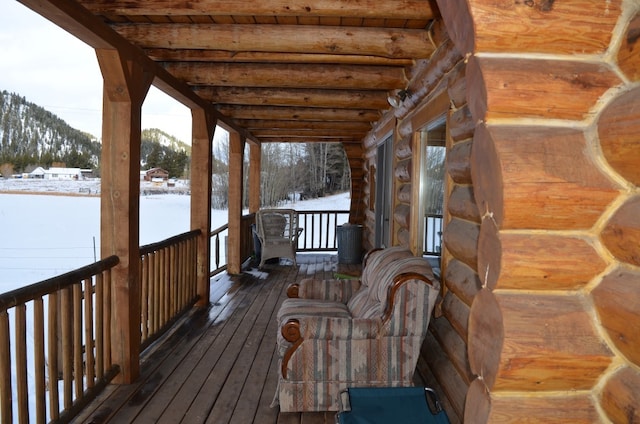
[
  {"x1": 0, "y1": 182, "x2": 350, "y2": 293},
  {"x1": 0, "y1": 182, "x2": 350, "y2": 422}
]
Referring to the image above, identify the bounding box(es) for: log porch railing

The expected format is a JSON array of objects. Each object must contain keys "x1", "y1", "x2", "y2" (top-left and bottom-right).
[
  {"x1": 208, "y1": 213, "x2": 255, "y2": 277},
  {"x1": 424, "y1": 213, "x2": 444, "y2": 257},
  {"x1": 209, "y1": 209, "x2": 349, "y2": 276},
  {"x1": 297, "y1": 210, "x2": 350, "y2": 252},
  {"x1": 0, "y1": 256, "x2": 120, "y2": 424},
  {"x1": 0, "y1": 230, "x2": 201, "y2": 423},
  {"x1": 139, "y1": 230, "x2": 200, "y2": 350},
  {"x1": 0, "y1": 211, "x2": 349, "y2": 422},
  {"x1": 210, "y1": 222, "x2": 229, "y2": 277}
]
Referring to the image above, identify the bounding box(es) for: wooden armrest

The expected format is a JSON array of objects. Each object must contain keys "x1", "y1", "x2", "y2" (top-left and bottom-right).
[
  {"x1": 281, "y1": 319, "x2": 303, "y2": 379},
  {"x1": 287, "y1": 283, "x2": 300, "y2": 298}
]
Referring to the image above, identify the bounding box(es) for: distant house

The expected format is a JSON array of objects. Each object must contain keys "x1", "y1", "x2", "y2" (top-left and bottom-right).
[
  {"x1": 29, "y1": 167, "x2": 46, "y2": 179},
  {"x1": 80, "y1": 169, "x2": 94, "y2": 179},
  {"x1": 143, "y1": 168, "x2": 169, "y2": 181},
  {"x1": 44, "y1": 167, "x2": 83, "y2": 180}
]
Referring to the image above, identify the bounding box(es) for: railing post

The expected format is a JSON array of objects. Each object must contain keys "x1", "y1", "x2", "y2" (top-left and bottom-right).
[
  {"x1": 191, "y1": 108, "x2": 216, "y2": 306},
  {"x1": 97, "y1": 49, "x2": 152, "y2": 383}
]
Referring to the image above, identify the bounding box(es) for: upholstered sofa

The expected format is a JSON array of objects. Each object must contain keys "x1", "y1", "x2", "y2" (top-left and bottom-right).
[{"x1": 274, "y1": 247, "x2": 439, "y2": 412}]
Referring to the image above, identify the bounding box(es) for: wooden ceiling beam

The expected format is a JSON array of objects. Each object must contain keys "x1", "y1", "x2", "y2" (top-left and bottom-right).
[
  {"x1": 80, "y1": 0, "x2": 435, "y2": 21},
  {"x1": 145, "y1": 49, "x2": 415, "y2": 67},
  {"x1": 237, "y1": 120, "x2": 373, "y2": 131},
  {"x1": 216, "y1": 105, "x2": 380, "y2": 121},
  {"x1": 250, "y1": 128, "x2": 366, "y2": 138},
  {"x1": 255, "y1": 137, "x2": 362, "y2": 143},
  {"x1": 112, "y1": 24, "x2": 434, "y2": 59},
  {"x1": 164, "y1": 63, "x2": 406, "y2": 90},
  {"x1": 194, "y1": 87, "x2": 390, "y2": 109}
]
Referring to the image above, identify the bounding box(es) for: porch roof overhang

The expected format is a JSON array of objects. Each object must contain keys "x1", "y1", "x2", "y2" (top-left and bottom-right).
[{"x1": 19, "y1": 0, "x2": 438, "y2": 146}]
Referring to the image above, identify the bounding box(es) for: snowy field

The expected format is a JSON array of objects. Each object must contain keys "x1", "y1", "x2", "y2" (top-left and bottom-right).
[
  {"x1": 0, "y1": 182, "x2": 349, "y2": 422},
  {"x1": 0, "y1": 182, "x2": 350, "y2": 294}
]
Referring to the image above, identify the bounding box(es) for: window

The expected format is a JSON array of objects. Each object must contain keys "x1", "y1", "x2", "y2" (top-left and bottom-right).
[{"x1": 421, "y1": 120, "x2": 446, "y2": 258}]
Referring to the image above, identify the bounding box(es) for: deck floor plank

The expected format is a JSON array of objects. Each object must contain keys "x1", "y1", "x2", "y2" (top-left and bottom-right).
[
  {"x1": 204, "y1": 269, "x2": 290, "y2": 423},
  {"x1": 74, "y1": 275, "x2": 256, "y2": 423},
  {"x1": 159, "y1": 275, "x2": 272, "y2": 424},
  {"x1": 131, "y1": 275, "x2": 261, "y2": 422},
  {"x1": 72, "y1": 255, "x2": 359, "y2": 424},
  {"x1": 219, "y1": 268, "x2": 290, "y2": 423}
]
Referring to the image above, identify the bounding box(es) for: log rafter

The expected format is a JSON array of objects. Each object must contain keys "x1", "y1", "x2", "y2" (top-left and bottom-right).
[
  {"x1": 79, "y1": 0, "x2": 436, "y2": 21},
  {"x1": 163, "y1": 62, "x2": 407, "y2": 91},
  {"x1": 70, "y1": 0, "x2": 437, "y2": 145},
  {"x1": 112, "y1": 23, "x2": 434, "y2": 59},
  {"x1": 145, "y1": 49, "x2": 415, "y2": 66},
  {"x1": 194, "y1": 87, "x2": 390, "y2": 109},
  {"x1": 236, "y1": 120, "x2": 373, "y2": 131},
  {"x1": 215, "y1": 105, "x2": 380, "y2": 122}
]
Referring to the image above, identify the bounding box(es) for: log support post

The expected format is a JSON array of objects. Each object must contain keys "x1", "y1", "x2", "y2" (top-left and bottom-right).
[
  {"x1": 227, "y1": 131, "x2": 245, "y2": 274},
  {"x1": 190, "y1": 108, "x2": 217, "y2": 306},
  {"x1": 97, "y1": 49, "x2": 152, "y2": 384},
  {"x1": 248, "y1": 141, "x2": 261, "y2": 214}
]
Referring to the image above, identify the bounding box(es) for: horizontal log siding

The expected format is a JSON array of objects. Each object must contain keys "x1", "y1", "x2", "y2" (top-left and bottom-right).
[
  {"x1": 428, "y1": 52, "x2": 478, "y2": 422},
  {"x1": 437, "y1": 1, "x2": 640, "y2": 422},
  {"x1": 363, "y1": 30, "x2": 470, "y2": 421}
]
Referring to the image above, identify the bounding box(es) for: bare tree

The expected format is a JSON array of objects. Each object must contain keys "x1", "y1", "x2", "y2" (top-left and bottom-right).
[
  {"x1": 211, "y1": 131, "x2": 229, "y2": 209},
  {"x1": 261, "y1": 143, "x2": 290, "y2": 206},
  {"x1": 208, "y1": 137, "x2": 350, "y2": 209},
  {"x1": 0, "y1": 162, "x2": 14, "y2": 178}
]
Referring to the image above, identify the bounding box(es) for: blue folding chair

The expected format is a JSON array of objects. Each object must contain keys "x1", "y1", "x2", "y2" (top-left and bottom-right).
[{"x1": 336, "y1": 386, "x2": 450, "y2": 424}]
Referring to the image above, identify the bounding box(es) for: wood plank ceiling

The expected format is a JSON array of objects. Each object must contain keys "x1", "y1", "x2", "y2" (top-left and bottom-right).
[{"x1": 77, "y1": 0, "x2": 437, "y2": 144}]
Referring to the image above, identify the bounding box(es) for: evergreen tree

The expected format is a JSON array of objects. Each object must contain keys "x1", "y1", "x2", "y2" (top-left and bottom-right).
[{"x1": 0, "y1": 91, "x2": 101, "y2": 172}]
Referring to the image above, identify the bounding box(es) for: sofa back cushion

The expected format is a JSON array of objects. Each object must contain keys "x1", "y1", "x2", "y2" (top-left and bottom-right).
[
  {"x1": 348, "y1": 247, "x2": 412, "y2": 317},
  {"x1": 346, "y1": 287, "x2": 374, "y2": 317},
  {"x1": 350, "y1": 255, "x2": 437, "y2": 334},
  {"x1": 371, "y1": 256, "x2": 435, "y2": 304},
  {"x1": 360, "y1": 247, "x2": 412, "y2": 288}
]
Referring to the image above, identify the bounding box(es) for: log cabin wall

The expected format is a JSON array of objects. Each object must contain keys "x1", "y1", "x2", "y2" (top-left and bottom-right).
[
  {"x1": 435, "y1": 0, "x2": 640, "y2": 422},
  {"x1": 363, "y1": 22, "x2": 474, "y2": 422},
  {"x1": 413, "y1": 32, "x2": 477, "y2": 423},
  {"x1": 361, "y1": 1, "x2": 640, "y2": 422}
]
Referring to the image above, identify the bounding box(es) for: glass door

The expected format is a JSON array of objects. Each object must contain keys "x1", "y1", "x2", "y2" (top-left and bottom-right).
[{"x1": 375, "y1": 135, "x2": 393, "y2": 248}]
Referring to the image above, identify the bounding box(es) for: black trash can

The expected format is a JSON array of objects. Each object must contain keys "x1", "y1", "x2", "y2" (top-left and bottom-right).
[
  {"x1": 251, "y1": 223, "x2": 261, "y2": 261},
  {"x1": 337, "y1": 224, "x2": 363, "y2": 264}
]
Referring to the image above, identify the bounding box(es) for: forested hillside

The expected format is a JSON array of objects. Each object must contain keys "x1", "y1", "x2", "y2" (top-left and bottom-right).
[
  {"x1": 0, "y1": 90, "x2": 100, "y2": 173},
  {"x1": 0, "y1": 91, "x2": 191, "y2": 178},
  {"x1": 141, "y1": 128, "x2": 190, "y2": 178},
  {"x1": 0, "y1": 90, "x2": 349, "y2": 204}
]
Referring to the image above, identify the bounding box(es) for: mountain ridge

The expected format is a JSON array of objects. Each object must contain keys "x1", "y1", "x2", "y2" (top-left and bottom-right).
[{"x1": 0, "y1": 90, "x2": 190, "y2": 177}]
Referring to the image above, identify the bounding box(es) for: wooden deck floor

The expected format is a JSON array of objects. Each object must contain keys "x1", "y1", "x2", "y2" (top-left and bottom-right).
[{"x1": 71, "y1": 254, "x2": 362, "y2": 424}]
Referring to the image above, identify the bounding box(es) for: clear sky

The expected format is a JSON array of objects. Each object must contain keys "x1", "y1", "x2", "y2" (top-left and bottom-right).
[{"x1": 0, "y1": 1, "x2": 194, "y2": 144}]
